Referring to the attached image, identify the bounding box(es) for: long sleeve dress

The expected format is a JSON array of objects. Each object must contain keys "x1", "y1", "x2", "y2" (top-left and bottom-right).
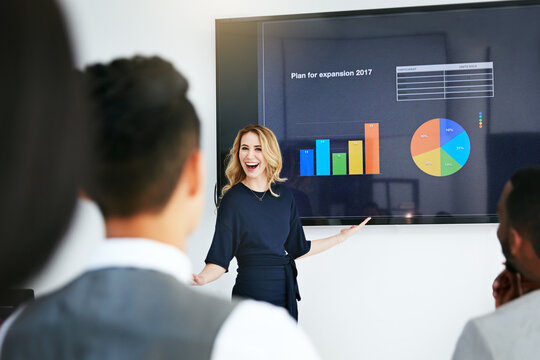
[{"x1": 205, "y1": 182, "x2": 311, "y2": 320}]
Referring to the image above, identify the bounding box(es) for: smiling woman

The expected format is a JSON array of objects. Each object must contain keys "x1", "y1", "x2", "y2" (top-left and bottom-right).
[
  {"x1": 194, "y1": 124, "x2": 370, "y2": 321},
  {"x1": 221, "y1": 125, "x2": 285, "y2": 197},
  {"x1": 239, "y1": 132, "x2": 267, "y2": 184}
]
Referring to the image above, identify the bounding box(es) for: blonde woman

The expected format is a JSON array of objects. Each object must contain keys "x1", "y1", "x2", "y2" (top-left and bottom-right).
[{"x1": 194, "y1": 124, "x2": 370, "y2": 320}]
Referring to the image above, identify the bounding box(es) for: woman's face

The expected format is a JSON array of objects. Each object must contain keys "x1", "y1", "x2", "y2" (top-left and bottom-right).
[{"x1": 239, "y1": 131, "x2": 267, "y2": 181}]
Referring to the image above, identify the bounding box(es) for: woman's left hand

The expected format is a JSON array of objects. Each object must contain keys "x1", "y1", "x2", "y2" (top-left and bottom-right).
[{"x1": 338, "y1": 217, "x2": 371, "y2": 243}]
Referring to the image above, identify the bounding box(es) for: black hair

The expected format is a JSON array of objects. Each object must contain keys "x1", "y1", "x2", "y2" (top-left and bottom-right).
[
  {"x1": 84, "y1": 56, "x2": 200, "y2": 217},
  {"x1": 508, "y1": 166, "x2": 540, "y2": 257},
  {"x1": 0, "y1": 0, "x2": 90, "y2": 289}
]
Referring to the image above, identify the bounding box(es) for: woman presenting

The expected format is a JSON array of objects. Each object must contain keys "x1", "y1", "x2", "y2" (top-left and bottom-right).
[{"x1": 194, "y1": 125, "x2": 370, "y2": 320}]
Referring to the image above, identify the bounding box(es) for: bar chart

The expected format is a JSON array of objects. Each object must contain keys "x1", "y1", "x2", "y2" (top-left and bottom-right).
[{"x1": 300, "y1": 123, "x2": 380, "y2": 176}]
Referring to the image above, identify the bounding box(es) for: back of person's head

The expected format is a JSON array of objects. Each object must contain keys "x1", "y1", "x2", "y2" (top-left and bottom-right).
[
  {"x1": 0, "y1": 0, "x2": 90, "y2": 289},
  {"x1": 84, "y1": 56, "x2": 200, "y2": 218},
  {"x1": 508, "y1": 166, "x2": 540, "y2": 257}
]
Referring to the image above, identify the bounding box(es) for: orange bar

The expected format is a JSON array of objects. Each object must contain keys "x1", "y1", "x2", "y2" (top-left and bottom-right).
[{"x1": 365, "y1": 123, "x2": 380, "y2": 174}]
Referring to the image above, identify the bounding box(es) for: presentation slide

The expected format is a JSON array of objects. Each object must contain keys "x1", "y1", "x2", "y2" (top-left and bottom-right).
[{"x1": 256, "y1": 6, "x2": 540, "y2": 221}]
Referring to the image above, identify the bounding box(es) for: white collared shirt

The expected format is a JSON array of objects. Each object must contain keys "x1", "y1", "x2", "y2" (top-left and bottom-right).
[{"x1": 1, "y1": 238, "x2": 320, "y2": 360}]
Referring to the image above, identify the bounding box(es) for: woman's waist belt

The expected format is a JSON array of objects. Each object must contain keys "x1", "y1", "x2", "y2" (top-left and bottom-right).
[{"x1": 237, "y1": 254, "x2": 301, "y2": 319}]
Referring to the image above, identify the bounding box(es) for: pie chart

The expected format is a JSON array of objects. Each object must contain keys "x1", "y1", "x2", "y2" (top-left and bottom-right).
[{"x1": 410, "y1": 118, "x2": 470, "y2": 177}]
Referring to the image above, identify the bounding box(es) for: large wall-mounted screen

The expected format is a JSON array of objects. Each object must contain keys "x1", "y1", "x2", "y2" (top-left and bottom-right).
[{"x1": 216, "y1": 0, "x2": 540, "y2": 225}]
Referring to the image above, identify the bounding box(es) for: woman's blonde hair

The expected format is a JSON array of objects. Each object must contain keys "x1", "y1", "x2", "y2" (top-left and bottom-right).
[{"x1": 221, "y1": 124, "x2": 286, "y2": 198}]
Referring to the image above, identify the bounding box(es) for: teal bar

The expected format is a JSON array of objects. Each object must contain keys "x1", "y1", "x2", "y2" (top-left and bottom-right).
[{"x1": 316, "y1": 139, "x2": 330, "y2": 175}]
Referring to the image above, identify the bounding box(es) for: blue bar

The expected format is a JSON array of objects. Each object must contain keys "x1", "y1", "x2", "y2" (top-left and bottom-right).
[
  {"x1": 316, "y1": 139, "x2": 330, "y2": 175},
  {"x1": 300, "y1": 149, "x2": 314, "y2": 176}
]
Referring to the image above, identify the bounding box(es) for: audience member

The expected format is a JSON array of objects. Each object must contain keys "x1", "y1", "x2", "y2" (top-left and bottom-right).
[
  {"x1": 452, "y1": 166, "x2": 540, "y2": 360},
  {"x1": 0, "y1": 0, "x2": 90, "y2": 291},
  {"x1": 0, "y1": 56, "x2": 319, "y2": 360}
]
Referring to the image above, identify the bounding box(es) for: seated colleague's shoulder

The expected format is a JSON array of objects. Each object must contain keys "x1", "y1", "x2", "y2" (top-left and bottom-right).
[
  {"x1": 212, "y1": 299, "x2": 320, "y2": 360},
  {"x1": 472, "y1": 289, "x2": 540, "y2": 336},
  {"x1": 0, "y1": 271, "x2": 238, "y2": 358},
  {"x1": 453, "y1": 290, "x2": 540, "y2": 360}
]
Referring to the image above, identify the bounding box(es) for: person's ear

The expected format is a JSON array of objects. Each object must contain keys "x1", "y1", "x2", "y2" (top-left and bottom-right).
[
  {"x1": 184, "y1": 149, "x2": 205, "y2": 197},
  {"x1": 509, "y1": 227, "x2": 524, "y2": 256}
]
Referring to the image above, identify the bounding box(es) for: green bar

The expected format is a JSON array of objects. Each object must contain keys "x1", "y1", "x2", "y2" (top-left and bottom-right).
[{"x1": 332, "y1": 153, "x2": 347, "y2": 175}]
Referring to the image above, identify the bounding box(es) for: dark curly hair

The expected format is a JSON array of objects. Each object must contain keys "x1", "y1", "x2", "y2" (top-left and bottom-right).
[
  {"x1": 508, "y1": 166, "x2": 540, "y2": 257},
  {"x1": 84, "y1": 56, "x2": 200, "y2": 217}
]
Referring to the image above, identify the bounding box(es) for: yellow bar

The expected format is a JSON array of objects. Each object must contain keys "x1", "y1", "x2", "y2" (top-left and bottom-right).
[{"x1": 348, "y1": 140, "x2": 364, "y2": 175}]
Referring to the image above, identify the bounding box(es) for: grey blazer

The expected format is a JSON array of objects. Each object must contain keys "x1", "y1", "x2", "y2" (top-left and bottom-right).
[
  {"x1": 452, "y1": 290, "x2": 540, "y2": 360},
  {"x1": 1, "y1": 268, "x2": 237, "y2": 360}
]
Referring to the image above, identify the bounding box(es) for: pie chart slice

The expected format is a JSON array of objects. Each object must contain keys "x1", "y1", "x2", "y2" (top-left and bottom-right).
[
  {"x1": 411, "y1": 119, "x2": 440, "y2": 157},
  {"x1": 441, "y1": 131, "x2": 471, "y2": 166},
  {"x1": 411, "y1": 118, "x2": 470, "y2": 177},
  {"x1": 441, "y1": 149, "x2": 462, "y2": 176},
  {"x1": 412, "y1": 147, "x2": 441, "y2": 176},
  {"x1": 440, "y1": 118, "x2": 465, "y2": 146}
]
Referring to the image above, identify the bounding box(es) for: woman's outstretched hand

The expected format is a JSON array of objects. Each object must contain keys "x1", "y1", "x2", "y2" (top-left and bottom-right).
[
  {"x1": 192, "y1": 273, "x2": 206, "y2": 286},
  {"x1": 191, "y1": 264, "x2": 226, "y2": 286},
  {"x1": 338, "y1": 217, "x2": 371, "y2": 243},
  {"x1": 297, "y1": 217, "x2": 372, "y2": 260}
]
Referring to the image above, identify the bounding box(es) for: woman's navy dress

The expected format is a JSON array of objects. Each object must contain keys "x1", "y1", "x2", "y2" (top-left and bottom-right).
[{"x1": 205, "y1": 183, "x2": 311, "y2": 320}]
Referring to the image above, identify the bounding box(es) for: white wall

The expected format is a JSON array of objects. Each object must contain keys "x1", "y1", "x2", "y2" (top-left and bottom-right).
[{"x1": 30, "y1": 0, "x2": 506, "y2": 359}]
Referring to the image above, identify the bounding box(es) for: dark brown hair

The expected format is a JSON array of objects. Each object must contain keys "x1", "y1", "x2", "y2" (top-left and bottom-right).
[{"x1": 84, "y1": 56, "x2": 200, "y2": 217}]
